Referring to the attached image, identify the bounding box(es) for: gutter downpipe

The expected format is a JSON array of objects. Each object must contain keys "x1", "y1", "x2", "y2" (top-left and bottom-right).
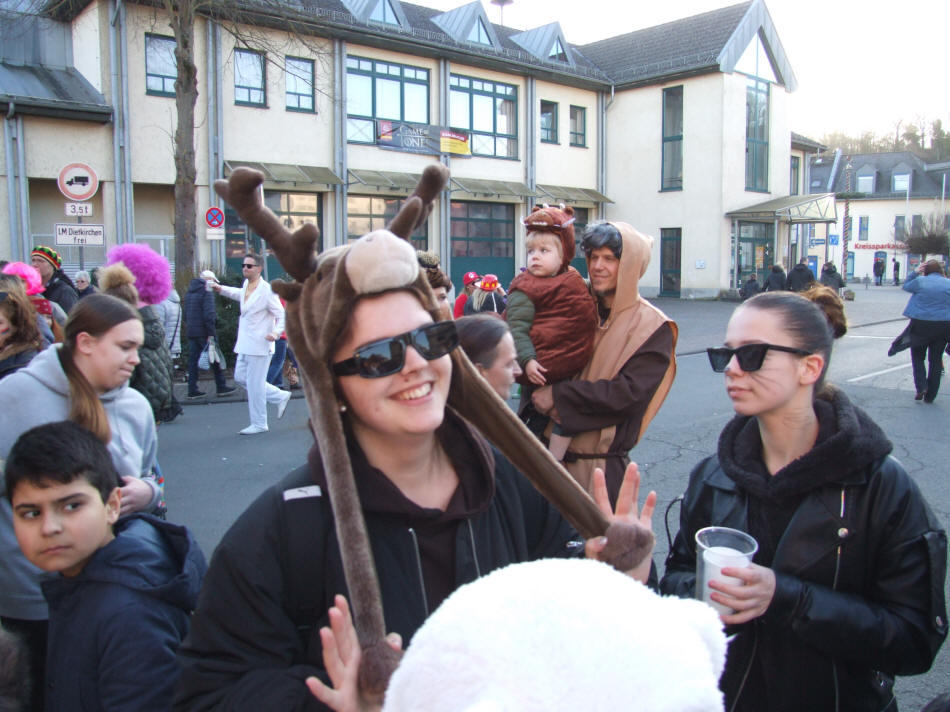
[
  {"x1": 598, "y1": 85, "x2": 614, "y2": 221},
  {"x1": 332, "y1": 39, "x2": 348, "y2": 248},
  {"x1": 118, "y1": 0, "x2": 134, "y2": 243},
  {"x1": 109, "y1": 0, "x2": 127, "y2": 242},
  {"x1": 14, "y1": 113, "x2": 30, "y2": 260},
  {"x1": 438, "y1": 58, "x2": 451, "y2": 271},
  {"x1": 4, "y1": 102, "x2": 21, "y2": 259},
  {"x1": 524, "y1": 75, "x2": 535, "y2": 268}
]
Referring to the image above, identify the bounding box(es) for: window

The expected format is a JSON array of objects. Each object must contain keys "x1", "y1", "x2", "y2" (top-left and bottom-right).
[
  {"x1": 467, "y1": 17, "x2": 491, "y2": 45},
  {"x1": 858, "y1": 216, "x2": 869, "y2": 241},
  {"x1": 662, "y1": 86, "x2": 683, "y2": 191},
  {"x1": 234, "y1": 49, "x2": 266, "y2": 106},
  {"x1": 346, "y1": 56, "x2": 429, "y2": 144},
  {"x1": 450, "y1": 201, "x2": 514, "y2": 258},
  {"x1": 893, "y1": 172, "x2": 910, "y2": 192},
  {"x1": 369, "y1": 0, "x2": 398, "y2": 25},
  {"x1": 745, "y1": 77, "x2": 769, "y2": 191},
  {"x1": 549, "y1": 37, "x2": 568, "y2": 62},
  {"x1": 789, "y1": 156, "x2": 800, "y2": 195},
  {"x1": 347, "y1": 196, "x2": 427, "y2": 250},
  {"x1": 911, "y1": 214, "x2": 923, "y2": 236},
  {"x1": 145, "y1": 34, "x2": 176, "y2": 97},
  {"x1": 569, "y1": 105, "x2": 586, "y2": 147},
  {"x1": 540, "y1": 101, "x2": 558, "y2": 143},
  {"x1": 449, "y1": 74, "x2": 517, "y2": 159},
  {"x1": 856, "y1": 174, "x2": 874, "y2": 193},
  {"x1": 285, "y1": 57, "x2": 314, "y2": 112},
  {"x1": 894, "y1": 215, "x2": 906, "y2": 239}
]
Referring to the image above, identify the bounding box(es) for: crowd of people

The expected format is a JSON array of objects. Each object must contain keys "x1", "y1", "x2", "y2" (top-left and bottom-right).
[{"x1": 0, "y1": 190, "x2": 947, "y2": 712}]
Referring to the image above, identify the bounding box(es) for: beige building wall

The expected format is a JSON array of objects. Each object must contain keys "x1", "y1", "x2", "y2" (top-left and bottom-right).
[
  {"x1": 71, "y1": 1, "x2": 104, "y2": 94},
  {"x1": 534, "y1": 80, "x2": 597, "y2": 190}
]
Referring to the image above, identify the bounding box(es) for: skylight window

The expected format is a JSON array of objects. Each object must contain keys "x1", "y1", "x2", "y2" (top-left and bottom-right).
[
  {"x1": 369, "y1": 0, "x2": 398, "y2": 25},
  {"x1": 468, "y1": 17, "x2": 491, "y2": 45},
  {"x1": 549, "y1": 37, "x2": 567, "y2": 62}
]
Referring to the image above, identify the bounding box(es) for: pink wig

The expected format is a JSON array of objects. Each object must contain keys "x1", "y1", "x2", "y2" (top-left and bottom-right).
[
  {"x1": 2, "y1": 262, "x2": 44, "y2": 295},
  {"x1": 106, "y1": 243, "x2": 172, "y2": 305}
]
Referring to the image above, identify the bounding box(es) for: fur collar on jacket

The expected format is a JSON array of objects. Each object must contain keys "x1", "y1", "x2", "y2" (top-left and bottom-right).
[{"x1": 717, "y1": 387, "x2": 892, "y2": 503}]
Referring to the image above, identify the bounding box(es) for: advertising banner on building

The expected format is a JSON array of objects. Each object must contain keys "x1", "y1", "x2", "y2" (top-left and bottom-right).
[{"x1": 376, "y1": 121, "x2": 471, "y2": 156}]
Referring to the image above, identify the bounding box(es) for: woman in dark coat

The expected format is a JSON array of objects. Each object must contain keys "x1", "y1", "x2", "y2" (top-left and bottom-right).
[
  {"x1": 763, "y1": 264, "x2": 786, "y2": 291},
  {"x1": 901, "y1": 259, "x2": 950, "y2": 402},
  {"x1": 661, "y1": 287, "x2": 947, "y2": 712}
]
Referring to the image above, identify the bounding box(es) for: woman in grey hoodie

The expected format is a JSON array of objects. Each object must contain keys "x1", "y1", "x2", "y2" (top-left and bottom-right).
[{"x1": 0, "y1": 293, "x2": 160, "y2": 706}]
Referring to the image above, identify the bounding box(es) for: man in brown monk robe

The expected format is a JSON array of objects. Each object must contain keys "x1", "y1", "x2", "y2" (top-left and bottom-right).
[{"x1": 531, "y1": 221, "x2": 677, "y2": 506}]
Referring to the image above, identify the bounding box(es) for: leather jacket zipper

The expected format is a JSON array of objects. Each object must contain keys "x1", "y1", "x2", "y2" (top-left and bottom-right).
[{"x1": 407, "y1": 527, "x2": 429, "y2": 617}]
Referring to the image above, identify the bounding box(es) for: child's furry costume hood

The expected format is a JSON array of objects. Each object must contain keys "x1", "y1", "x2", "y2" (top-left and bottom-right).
[{"x1": 213, "y1": 165, "x2": 654, "y2": 699}]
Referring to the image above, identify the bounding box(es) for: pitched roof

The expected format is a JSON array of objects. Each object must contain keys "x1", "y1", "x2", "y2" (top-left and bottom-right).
[
  {"x1": 810, "y1": 151, "x2": 950, "y2": 199},
  {"x1": 577, "y1": 1, "x2": 752, "y2": 87},
  {"x1": 791, "y1": 132, "x2": 825, "y2": 152}
]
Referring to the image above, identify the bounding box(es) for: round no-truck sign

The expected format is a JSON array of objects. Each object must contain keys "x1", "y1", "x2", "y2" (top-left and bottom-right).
[{"x1": 58, "y1": 163, "x2": 99, "y2": 201}]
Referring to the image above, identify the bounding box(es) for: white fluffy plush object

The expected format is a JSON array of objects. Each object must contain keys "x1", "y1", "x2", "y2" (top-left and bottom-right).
[
  {"x1": 345, "y1": 230, "x2": 420, "y2": 295},
  {"x1": 383, "y1": 558, "x2": 726, "y2": 712}
]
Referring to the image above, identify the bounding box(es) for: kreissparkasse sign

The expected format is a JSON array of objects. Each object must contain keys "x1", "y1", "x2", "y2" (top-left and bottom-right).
[{"x1": 376, "y1": 120, "x2": 471, "y2": 157}]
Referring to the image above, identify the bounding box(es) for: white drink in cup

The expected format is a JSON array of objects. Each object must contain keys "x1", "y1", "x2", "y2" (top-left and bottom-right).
[{"x1": 694, "y1": 526, "x2": 758, "y2": 615}]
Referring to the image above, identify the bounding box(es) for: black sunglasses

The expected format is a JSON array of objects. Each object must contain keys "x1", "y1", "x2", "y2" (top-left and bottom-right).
[
  {"x1": 706, "y1": 343, "x2": 813, "y2": 373},
  {"x1": 333, "y1": 322, "x2": 459, "y2": 379},
  {"x1": 242, "y1": 263, "x2": 259, "y2": 269}
]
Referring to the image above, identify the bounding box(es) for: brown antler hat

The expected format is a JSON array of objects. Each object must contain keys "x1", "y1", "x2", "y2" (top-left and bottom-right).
[{"x1": 213, "y1": 165, "x2": 651, "y2": 700}]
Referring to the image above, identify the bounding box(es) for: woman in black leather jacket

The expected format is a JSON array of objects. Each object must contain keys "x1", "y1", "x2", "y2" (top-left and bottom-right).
[{"x1": 661, "y1": 287, "x2": 947, "y2": 712}]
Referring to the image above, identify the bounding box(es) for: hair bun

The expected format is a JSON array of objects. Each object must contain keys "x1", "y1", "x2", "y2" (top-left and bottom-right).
[{"x1": 802, "y1": 285, "x2": 847, "y2": 339}]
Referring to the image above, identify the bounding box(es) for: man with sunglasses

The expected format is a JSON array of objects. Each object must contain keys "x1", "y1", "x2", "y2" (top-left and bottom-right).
[
  {"x1": 212, "y1": 253, "x2": 290, "y2": 434},
  {"x1": 530, "y1": 221, "x2": 677, "y2": 506}
]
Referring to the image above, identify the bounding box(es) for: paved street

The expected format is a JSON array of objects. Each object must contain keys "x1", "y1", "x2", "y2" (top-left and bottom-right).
[{"x1": 160, "y1": 284, "x2": 949, "y2": 709}]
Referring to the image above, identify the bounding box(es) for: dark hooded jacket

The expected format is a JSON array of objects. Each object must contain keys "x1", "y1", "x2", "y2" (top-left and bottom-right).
[
  {"x1": 130, "y1": 305, "x2": 178, "y2": 422},
  {"x1": 42, "y1": 515, "x2": 207, "y2": 712},
  {"x1": 184, "y1": 278, "x2": 219, "y2": 340},
  {"x1": 42, "y1": 273, "x2": 79, "y2": 314},
  {"x1": 785, "y1": 262, "x2": 816, "y2": 292},
  {"x1": 820, "y1": 264, "x2": 846, "y2": 290},
  {"x1": 661, "y1": 388, "x2": 947, "y2": 712},
  {"x1": 174, "y1": 409, "x2": 579, "y2": 711},
  {"x1": 764, "y1": 265, "x2": 786, "y2": 291}
]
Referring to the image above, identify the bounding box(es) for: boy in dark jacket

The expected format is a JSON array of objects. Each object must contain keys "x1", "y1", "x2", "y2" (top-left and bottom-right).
[
  {"x1": 184, "y1": 271, "x2": 235, "y2": 398},
  {"x1": 6, "y1": 421, "x2": 207, "y2": 712}
]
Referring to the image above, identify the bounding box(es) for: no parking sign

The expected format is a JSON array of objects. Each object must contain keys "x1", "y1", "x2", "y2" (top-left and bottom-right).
[{"x1": 205, "y1": 207, "x2": 225, "y2": 228}]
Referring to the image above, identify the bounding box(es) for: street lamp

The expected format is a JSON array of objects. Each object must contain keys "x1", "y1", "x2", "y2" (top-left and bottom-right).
[{"x1": 491, "y1": 0, "x2": 513, "y2": 25}]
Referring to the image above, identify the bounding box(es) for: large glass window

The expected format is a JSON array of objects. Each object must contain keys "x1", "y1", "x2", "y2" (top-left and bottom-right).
[
  {"x1": 449, "y1": 74, "x2": 517, "y2": 159},
  {"x1": 856, "y1": 174, "x2": 874, "y2": 193},
  {"x1": 468, "y1": 17, "x2": 491, "y2": 45},
  {"x1": 893, "y1": 172, "x2": 910, "y2": 192},
  {"x1": 450, "y1": 202, "x2": 514, "y2": 258},
  {"x1": 894, "y1": 215, "x2": 906, "y2": 239},
  {"x1": 235, "y1": 49, "x2": 266, "y2": 106},
  {"x1": 285, "y1": 57, "x2": 314, "y2": 112},
  {"x1": 347, "y1": 196, "x2": 427, "y2": 250},
  {"x1": 145, "y1": 34, "x2": 176, "y2": 97},
  {"x1": 662, "y1": 85, "x2": 683, "y2": 191},
  {"x1": 858, "y1": 215, "x2": 869, "y2": 241},
  {"x1": 789, "y1": 155, "x2": 800, "y2": 195},
  {"x1": 540, "y1": 100, "x2": 558, "y2": 143},
  {"x1": 745, "y1": 77, "x2": 769, "y2": 191},
  {"x1": 569, "y1": 105, "x2": 586, "y2": 147},
  {"x1": 346, "y1": 56, "x2": 429, "y2": 143}
]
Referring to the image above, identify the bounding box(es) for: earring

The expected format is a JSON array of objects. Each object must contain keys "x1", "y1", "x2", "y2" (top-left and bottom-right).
[{"x1": 339, "y1": 403, "x2": 347, "y2": 413}]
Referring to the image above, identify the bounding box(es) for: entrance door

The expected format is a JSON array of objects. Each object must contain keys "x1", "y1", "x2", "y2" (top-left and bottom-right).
[
  {"x1": 736, "y1": 222, "x2": 774, "y2": 286},
  {"x1": 659, "y1": 228, "x2": 681, "y2": 297}
]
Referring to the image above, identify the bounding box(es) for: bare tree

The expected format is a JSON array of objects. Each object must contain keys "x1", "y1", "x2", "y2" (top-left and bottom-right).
[{"x1": 902, "y1": 212, "x2": 949, "y2": 260}]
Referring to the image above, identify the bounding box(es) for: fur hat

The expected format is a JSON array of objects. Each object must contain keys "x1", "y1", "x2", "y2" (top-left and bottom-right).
[
  {"x1": 2, "y1": 262, "x2": 44, "y2": 296},
  {"x1": 98, "y1": 263, "x2": 140, "y2": 306},
  {"x1": 31, "y1": 246, "x2": 61, "y2": 270},
  {"x1": 213, "y1": 165, "x2": 652, "y2": 701},
  {"x1": 105, "y1": 243, "x2": 172, "y2": 306},
  {"x1": 523, "y1": 204, "x2": 576, "y2": 273}
]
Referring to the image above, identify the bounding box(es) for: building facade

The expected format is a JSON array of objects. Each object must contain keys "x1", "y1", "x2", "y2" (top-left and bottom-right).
[{"x1": 2, "y1": 0, "x2": 825, "y2": 297}]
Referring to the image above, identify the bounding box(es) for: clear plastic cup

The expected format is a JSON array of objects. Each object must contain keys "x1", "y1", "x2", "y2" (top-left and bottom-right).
[{"x1": 694, "y1": 526, "x2": 758, "y2": 615}]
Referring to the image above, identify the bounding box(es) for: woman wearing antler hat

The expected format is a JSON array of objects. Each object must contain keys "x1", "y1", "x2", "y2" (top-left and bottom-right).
[{"x1": 174, "y1": 166, "x2": 657, "y2": 712}]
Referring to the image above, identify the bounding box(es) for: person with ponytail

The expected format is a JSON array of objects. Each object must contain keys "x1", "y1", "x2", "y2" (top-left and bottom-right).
[
  {"x1": 0, "y1": 293, "x2": 161, "y2": 706},
  {"x1": 661, "y1": 285, "x2": 947, "y2": 711}
]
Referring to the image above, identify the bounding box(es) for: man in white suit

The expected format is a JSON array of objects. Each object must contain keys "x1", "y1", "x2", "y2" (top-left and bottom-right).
[{"x1": 213, "y1": 252, "x2": 291, "y2": 434}]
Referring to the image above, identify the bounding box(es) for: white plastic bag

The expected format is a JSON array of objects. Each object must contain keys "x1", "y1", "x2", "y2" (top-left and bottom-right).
[{"x1": 198, "y1": 340, "x2": 225, "y2": 370}]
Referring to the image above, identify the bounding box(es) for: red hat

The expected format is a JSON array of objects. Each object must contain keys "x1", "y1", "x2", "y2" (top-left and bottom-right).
[
  {"x1": 478, "y1": 274, "x2": 499, "y2": 291},
  {"x1": 31, "y1": 246, "x2": 62, "y2": 270},
  {"x1": 29, "y1": 295, "x2": 53, "y2": 317},
  {"x1": 463, "y1": 271, "x2": 480, "y2": 286}
]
